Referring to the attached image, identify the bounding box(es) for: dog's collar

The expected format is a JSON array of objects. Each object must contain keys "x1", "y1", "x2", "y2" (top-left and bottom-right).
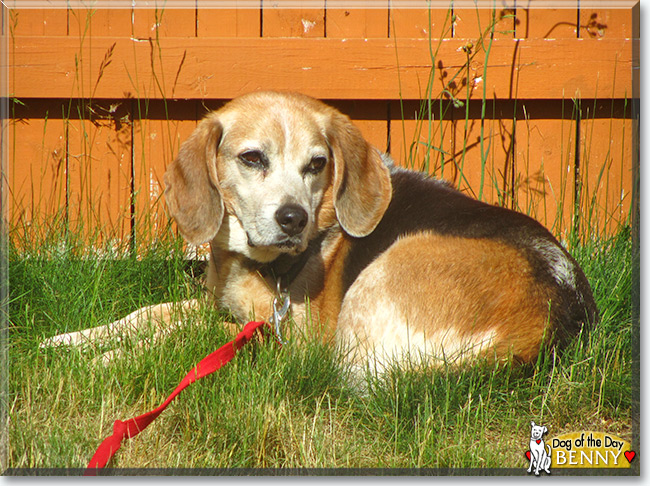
[{"x1": 261, "y1": 229, "x2": 330, "y2": 292}]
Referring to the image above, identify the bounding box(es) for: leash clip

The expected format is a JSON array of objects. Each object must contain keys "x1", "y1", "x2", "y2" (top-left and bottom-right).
[{"x1": 270, "y1": 279, "x2": 290, "y2": 345}]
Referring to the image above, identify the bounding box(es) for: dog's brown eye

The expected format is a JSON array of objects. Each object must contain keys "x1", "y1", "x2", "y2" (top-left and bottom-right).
[
  {"x1": 238, "y1": 150, "x2": 267, "y2": 170},
  {"x1": 305, "y1": 155, "x2": 327, "y2": 175}
]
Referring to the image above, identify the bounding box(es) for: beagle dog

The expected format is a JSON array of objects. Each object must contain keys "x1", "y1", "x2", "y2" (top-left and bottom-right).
[{"x1": 43, "y1": 91, "x2": 598, "y2": 368}]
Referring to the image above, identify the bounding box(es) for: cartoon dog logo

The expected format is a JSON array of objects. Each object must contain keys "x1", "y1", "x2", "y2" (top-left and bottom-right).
[{"x1": 526, "y1": 421, "x2": 552, "y2": 475}]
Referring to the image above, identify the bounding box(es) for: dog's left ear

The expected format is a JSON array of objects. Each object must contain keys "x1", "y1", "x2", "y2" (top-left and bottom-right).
[
  {"x1": 164, "y1": 113, "x2": 224, "y2": 245},
  {"x1": 327, "y1": 111, "x2": 392, "y2": 237}
]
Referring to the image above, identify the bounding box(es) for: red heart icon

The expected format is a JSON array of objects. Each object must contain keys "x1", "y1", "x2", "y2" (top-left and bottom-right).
[
  {"x1": 525, "y1": 451, "x2": 531, "y2": 460},
  {"x1": 624, "y1": 451, "x2": 636, "y2": 463},
  {"x1": 536, "y1": 439, "x2": 541, "y2": 444}
]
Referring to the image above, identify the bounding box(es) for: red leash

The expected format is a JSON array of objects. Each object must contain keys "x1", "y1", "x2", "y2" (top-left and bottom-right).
[{"x1": 85, "y1": 320, "x2": 273, "y2": 474}]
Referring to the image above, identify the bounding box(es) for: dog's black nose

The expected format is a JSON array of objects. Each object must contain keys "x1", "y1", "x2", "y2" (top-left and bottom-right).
[{"x1": 275, "y1": 204, "x2": 308, "y2": 236}]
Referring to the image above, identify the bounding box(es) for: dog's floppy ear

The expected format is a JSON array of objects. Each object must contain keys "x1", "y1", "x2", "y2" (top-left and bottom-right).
[
  {"x1": 164, "y1": 113, "x2": 224, "y2": 245},
  {"x1": 327, "y1": 111, "x2": 392, "y2": 237}
]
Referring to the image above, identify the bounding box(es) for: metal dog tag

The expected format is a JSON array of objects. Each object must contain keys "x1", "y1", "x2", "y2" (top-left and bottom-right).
[{"x1": 270, "y1": 280, "x2": 290, "y2": 345}]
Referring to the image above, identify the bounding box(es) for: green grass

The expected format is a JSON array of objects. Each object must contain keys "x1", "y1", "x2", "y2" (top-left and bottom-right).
[{"x1": 5, "y1": 225, "x2": 634, "y2": 470}]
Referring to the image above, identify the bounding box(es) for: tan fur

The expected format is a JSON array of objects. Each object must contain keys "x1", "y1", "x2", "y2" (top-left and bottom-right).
[
  {"x1": 164, "y1": 113, "x2": 223, "y2": 245},
  {"x1": 40, "y1": 300, "x2": 200, "y2": 348},
  {"x1": 205, "y1": 230, "x2": 349, "y2": 344},
  {"x1": 42, "y1": 91, "x2": 574, "y2": 369},
  {"x1": 337, "y1": 233, "x2": 555, "y2": 366}
]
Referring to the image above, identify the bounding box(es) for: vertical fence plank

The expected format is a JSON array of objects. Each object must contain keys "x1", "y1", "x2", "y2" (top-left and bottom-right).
[
  {"x1": 515, "y1": 101, "x2": 578, "y2": 238},
  {"x1": 262, "y1": 1, "x2": 325, "y2": 37},
  {"x1": 513, "y1": 7, "x2": 578, "y2": 236},
  {"x1": 446, "y1": 100, "x2": 516, "y2": 204},
  {"x1": 8, "y1": 8, "x2": 67, "y2": 36},
  {"x1": 446, "y1": 5, "x2": 515, "y2": 204},
  {"x1": 62, "y1": 8, "x2": 135, "y2": 243},
  {"x1": 578, "y1": 102, "x2": 633, "y2": 238},
  {"x1": 389, "y1": 7, "x2": 452, "y2": 39},
  {"x1": 133, "y1": 5, "x2": 196, "y2": 38},
  {"x1": 64, "y1": 7, "x2": 133, "y2": 38},
  {"x1": 8, "y1": 101, "x2": 68, "y2": 241},
  {"x1": 132, "y1": 101, "x2": 197, "y2": 247},
  {"x1": 66, "y1": 9, "x2": 131, "y2": 99},
  {"x1": 328, "y1": 100, "x2": 389, "y2": 154},
  {"x1": 83, "y1": 8, "x2": 133, "y2": 37},
  {"x1": 326, "y1": 6, "x2": 389, "y2": 38},
  {"x1": 389, "y1": 99, "x2": 455, "y2": 180},
  {"x1": 197, "y1": 6, "x2": 261, "y2": 37},
  {"x1": 579, "y1": 6, "x2": 632, "y2": 39},
  {"x1": 8, "y1": 9, "x2": 67, "y2": 241},
  {"x1": 325, "y1": 6, "x2": 389, "y2": 157},
  {"x1": 452, "y1": 4, "x2": 515, "y2": 39},
  {"x1": 65, "y1": 8, "x2": 93, "y2": 102},
  {"x1": 516, "y1": 6, "x2": 578, "y2": 39},
  {"x1": 66, "y1": 101, "x2": 133, "y2": 243}
]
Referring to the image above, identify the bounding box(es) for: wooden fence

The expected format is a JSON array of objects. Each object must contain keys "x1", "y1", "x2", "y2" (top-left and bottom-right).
[{"x1": 3, "y1": 1, "x2": 639, "y2": 249}]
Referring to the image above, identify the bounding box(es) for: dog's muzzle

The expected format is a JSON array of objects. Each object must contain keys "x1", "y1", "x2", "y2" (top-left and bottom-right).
[{"x1": 245, "y1": 203, "x2": 309, "y2": 253}]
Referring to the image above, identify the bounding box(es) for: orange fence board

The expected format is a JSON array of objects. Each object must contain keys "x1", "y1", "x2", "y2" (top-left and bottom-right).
[
  {"x1": 390, "y1": 7, "x2": 452, "y2": 39},
  {"x1": 133, "y1": 7, "x2": 197, "y2": 38},
  {"x1": 4, "y1": 4, "x2": 638, "y2": 243},
  {"x1": 68, "y1": 8, "x2": 133, "y2": 38},
  {"x1": 262, "y1": 2, "x2": 326, "y2": 37},
  {"x1": 9, "y1": 8, "x2": 68, "y2": 36},
  {"x1": 66, "y1": 104, "x2": 132, "y2": 242},
  {"x1": 515, "y1": 7, "x2": 578, "y2": 39},
  {"x1": 579, "y1": 7, "x2": 634, "y2": 39},
  {"x1": 329, "y1": 99, "x2": 390, "y2": 153},
  {"x1": 8, "y1": 36, "x2": 635, "y2": 100},
  {"x1": 132, "y1": 101, "x2": 198, "y2": 242},
  {"x1": 197, "y1": 7, "x2": 261, "y2": 37},
  {"x1": 577, "y1": 104, "x2": 633, "y2": 237},
  {"x1": 8, "y1": 101, "x2": 68, "y2": 236},
  {"x1": 388, "y1": 99, "x2": 454, "y2": 179},
  {"x1": 445, "y1": 101, "x2": 502, "y2": 201},
  {"x1": 514, "y1": 104, "x2": 578, "y2": 238},
  {"x1": 327, "y1": 7, "x2": 389, "y2": 38},
  {"x1": 453, "y1": 5, "x2": 515, "y2": 40}
]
